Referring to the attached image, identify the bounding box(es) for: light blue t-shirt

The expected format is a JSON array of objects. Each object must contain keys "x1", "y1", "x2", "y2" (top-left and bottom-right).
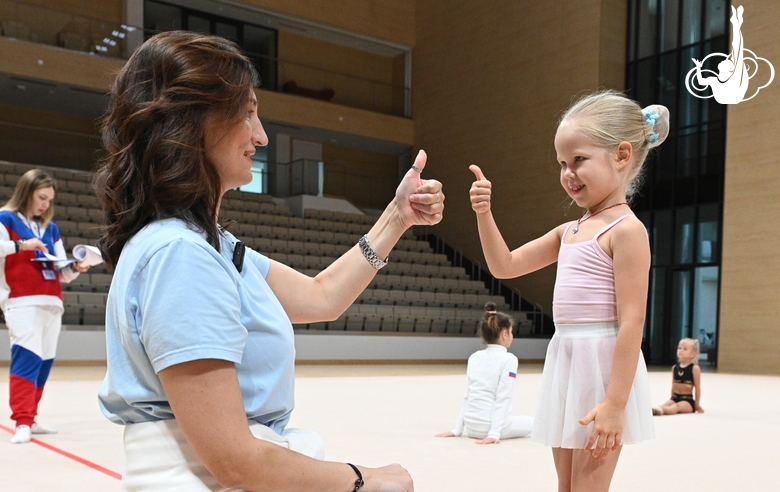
[{"x1": 98, "y1": 219, "x2": 296, "y2": 434}]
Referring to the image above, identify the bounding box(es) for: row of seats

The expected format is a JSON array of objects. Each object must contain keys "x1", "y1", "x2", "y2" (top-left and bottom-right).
[
  {"x1": 0, "y1": 174, "x2": 92, "y2": 191},
  {"x1": 222, "y1": 200, "x2": 290, "y2": 215},
  {"x1": 0, "y1": 162, "x2": 92, "y2": 182},
  {"x1": 243, "y1": 238, "x2": 444, "y2": 265},
  {"x1": 56, "y1": 221, "x2": 104, "y2": 239},
  {"x1": 304, "y1": 208, "x2": 378, "y2": 225},
  {"x1": 281, "y1": 255, "x2": 468, "y2": 280},
  {"x1": 54, "y1": 206, "x2": 103, "y2": 224},
  {"x1": 62, "y1": 292, "x2": 108, "y2": 325},
  {"x1": 295, "y1": 305, "x2": 535, "y2": 335},
  {"x1": 60, "y1": 292, "x2": 535, "y2": 336},
  {"x1": 356, "y1": 289, "x2": 501, "y2": 310},
  {"x1": 368, "y1": 274, "x2": 487, "y2": 295},
  {"x1": 62, "y1": 273, "x2": 113, "y2": 293},
  {"x1": 227, "y1": 214, "x2": 414, "y2": 239},
  {"x1": 240, "y1": 229, "x2": 427, "y2": 252},
  {"x1": 0, "y1": 186, "x2": 101, "y2": 209}
]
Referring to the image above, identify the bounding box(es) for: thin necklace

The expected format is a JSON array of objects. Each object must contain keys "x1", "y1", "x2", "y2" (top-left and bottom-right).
[{"x1": 572, "y1": 202, "x2": 629, "y2": 234}]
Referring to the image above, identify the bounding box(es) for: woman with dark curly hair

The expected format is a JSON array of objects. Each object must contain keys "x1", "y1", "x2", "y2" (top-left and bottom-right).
[{"x1": 95, "y1": 31, "x2": 442, "y2": 491}]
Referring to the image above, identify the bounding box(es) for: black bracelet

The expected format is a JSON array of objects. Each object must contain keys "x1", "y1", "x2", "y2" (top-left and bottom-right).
[
  {"x1": 346, "y1": 463, "x2": 364, "y2": 491},
  {"x1": 14, "y1": 240, "x2": 21, "y2": 253}
]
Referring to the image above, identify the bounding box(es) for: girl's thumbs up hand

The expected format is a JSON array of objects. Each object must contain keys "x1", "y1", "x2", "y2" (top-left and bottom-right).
[{"x1": 469, "y1": 165, "x2": 492, "y2": 215}]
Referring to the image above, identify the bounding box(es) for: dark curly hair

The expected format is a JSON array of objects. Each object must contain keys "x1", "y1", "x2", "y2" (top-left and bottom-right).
[{"x1": 93, "y1": 30, "x2": 259, "y2": 267}]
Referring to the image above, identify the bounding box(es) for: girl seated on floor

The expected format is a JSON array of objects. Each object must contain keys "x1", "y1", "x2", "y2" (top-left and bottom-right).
[
  {"x1": 653, "y1": 338, "x2": 704, "y2": 415},
  {"x1": 435, "y1": 302, "x2": 533, "y2": 444}
]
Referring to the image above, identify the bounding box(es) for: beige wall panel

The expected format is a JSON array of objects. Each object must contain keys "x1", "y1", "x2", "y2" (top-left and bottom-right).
[
  {"x1": 0, "y1": 104, "x2": 101, "y2": 170},
  {"x1": 279, "y1": 32, "x2": 393, "y2": 84},
  {"x1": 599, "y1": 0, "x2": 628, "y2": 89},
  {"x1": 322, "y1": 145, "x2": 397, "y2": 210},
  {"x1": 719, "y1": 0, "x2": 780, "y2": 374},
  {"x1": 278, "y1": 31, "x2": 395, "y2": 113},
  {"x1": 0, "y1": 37, "x2": 123, "y2": 92},
  {"x1": 239, "y1": 0, "x2": 414, "y2": 45},
  {"x1": 0, "y1": 0, "x2": 121, "y2": 24},
  {"x1": 414, "y1": 0, "x2": 625, "y2": 312},
  {"x1": 0, "y1": 103, "x2": 96, "y2": 135},
  {"x1": 257, "y1": 89, "x2": 413, "y2": 146}
]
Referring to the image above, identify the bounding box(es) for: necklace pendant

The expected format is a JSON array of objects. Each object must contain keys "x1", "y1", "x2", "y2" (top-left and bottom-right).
[{"x1": 572, "y1": 225, "x2": 579, "y2": 234}]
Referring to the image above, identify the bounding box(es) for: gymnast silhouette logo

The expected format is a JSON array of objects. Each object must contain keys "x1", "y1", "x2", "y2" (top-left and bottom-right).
[{"x1": 685, "y1": 5, "x2": 774, "y2": 104}]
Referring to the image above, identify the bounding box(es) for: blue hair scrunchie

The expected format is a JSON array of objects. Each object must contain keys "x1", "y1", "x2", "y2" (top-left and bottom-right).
[{"x1": 642, "y1": 107, "x2": 660, "y2": 145}]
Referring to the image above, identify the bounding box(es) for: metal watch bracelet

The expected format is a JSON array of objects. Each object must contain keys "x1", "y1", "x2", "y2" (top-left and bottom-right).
[{"x1": 358, "y1": 234, "x2": 388, "y2": 270}]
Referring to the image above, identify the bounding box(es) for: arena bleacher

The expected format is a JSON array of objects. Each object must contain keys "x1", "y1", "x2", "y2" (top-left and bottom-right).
[{"x1": 1, "y1": 160, "x2": 539, "y2": 336}]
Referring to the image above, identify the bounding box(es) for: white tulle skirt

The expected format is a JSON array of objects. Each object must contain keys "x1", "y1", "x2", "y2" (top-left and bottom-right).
[{"x1": 531, "y1": 322, "x2": 654, "y2": 449}]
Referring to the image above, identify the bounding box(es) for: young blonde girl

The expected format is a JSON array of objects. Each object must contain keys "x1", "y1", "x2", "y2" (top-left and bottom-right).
[
  {"x1": 653, "y1": 338, "x2": 704, "y2": 415},
  {"x1": 469, "y1": 90, "x2": 668, "y2": 491},
  {"x1": 435, "y1": 302, "x2": 534, "y2": 444}
]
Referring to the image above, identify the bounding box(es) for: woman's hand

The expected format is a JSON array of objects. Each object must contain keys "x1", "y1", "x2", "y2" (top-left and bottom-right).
[
  {"x1": 394, "y1": 150, "x2": 443, "y2": 229},
  {"x1": 20, "y1": 238, "x2": 48, "y2": 253},
  {"x1": 361, "y1": 464, "x2": 414, "y2": 492},
  {"x1": 696, "y1": 404, "x2": 705, "y2": 413},
  {"x1": 434, "y1": 431, "x2": 455, "y2": 438},
  {"x1": 468, "y1": 165, "x2": 492, "y2": 214},
  {"x1": 71, "y1": 262, "x2": 90, "y2": 273},
  {"x1": 475, "y1": 437, "x2": 500, "y2": 445},
  {"x1": 579, "y1": 401, "x2": 624, "y2": 459}
]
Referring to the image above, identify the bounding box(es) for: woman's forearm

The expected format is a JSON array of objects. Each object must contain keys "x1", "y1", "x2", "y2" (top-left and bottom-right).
[
  {"x1": 270, "y1": 200, "x2": 408, "y2": 323},
  {"x1": 313, "y1": 201, "x2": 406, "y2": 314}
]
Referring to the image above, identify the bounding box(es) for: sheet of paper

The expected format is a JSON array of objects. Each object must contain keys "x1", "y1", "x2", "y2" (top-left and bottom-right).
[
  {"x1": 72, "y1": 244, "x2": 104, "y2": 267},
  {"x1": 29, "y1": 245, "x2": 104, "y2": 267},
  {"x1": 31, "y1": 255, "x2": 77, "y2": 264}
]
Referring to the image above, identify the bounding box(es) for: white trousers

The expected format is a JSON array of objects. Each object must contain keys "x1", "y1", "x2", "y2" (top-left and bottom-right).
[
  {"x1": 466, "y1": 415, "x2": 534, "y2": 440},
  {"x1": 5, "y1": 304, "x2": 62, "y2": 359},
  {"x1": 122, "y1": 419, "x2": 325, "y2": 491},
  {"x1": 5, "y1": 304, "x2": 62, "y2": 426}
]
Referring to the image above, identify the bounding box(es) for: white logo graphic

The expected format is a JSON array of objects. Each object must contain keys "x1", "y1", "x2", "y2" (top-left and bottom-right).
[{"x1": 684, "y1": 5, "x2": 774, "y2": 104}]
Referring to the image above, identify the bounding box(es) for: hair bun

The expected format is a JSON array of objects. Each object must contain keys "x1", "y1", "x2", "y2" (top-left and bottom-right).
[
  {"x1": 641, "y1": 105, "x2": 670, "y2": 148},
  {"x1": 484, "y1": 301, "x2": 497, "y2": 313}
]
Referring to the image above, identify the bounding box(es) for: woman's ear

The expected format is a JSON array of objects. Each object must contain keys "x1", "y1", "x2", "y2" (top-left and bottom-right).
[{"x1": 615, "y1": 142, "x2": 633, "y2": 171}]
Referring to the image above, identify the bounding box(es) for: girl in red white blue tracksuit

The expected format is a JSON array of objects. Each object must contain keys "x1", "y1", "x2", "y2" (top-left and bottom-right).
[{"x1": 1, "y1": 169, "x2": 88, "y2": 444}]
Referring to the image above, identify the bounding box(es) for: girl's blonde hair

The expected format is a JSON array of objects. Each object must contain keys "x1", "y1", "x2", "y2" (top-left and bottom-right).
[
  {"x1": 559, "y1": 90, "x2": 670, "y2": 200},
  {"x1": 1, "y1": 169, "x2": 57, "y2": 227},
  {"x1": 479, "y1": 302, "x2": 514, "y2": 344},
  {"x1": 679, "y1": 338, "x2": 701, "y2": 364}
]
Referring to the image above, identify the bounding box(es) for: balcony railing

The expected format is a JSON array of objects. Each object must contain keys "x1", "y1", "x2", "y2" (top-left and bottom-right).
[{"x1": 0, "y1": 0, "x2": 410, "y2": 117}]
